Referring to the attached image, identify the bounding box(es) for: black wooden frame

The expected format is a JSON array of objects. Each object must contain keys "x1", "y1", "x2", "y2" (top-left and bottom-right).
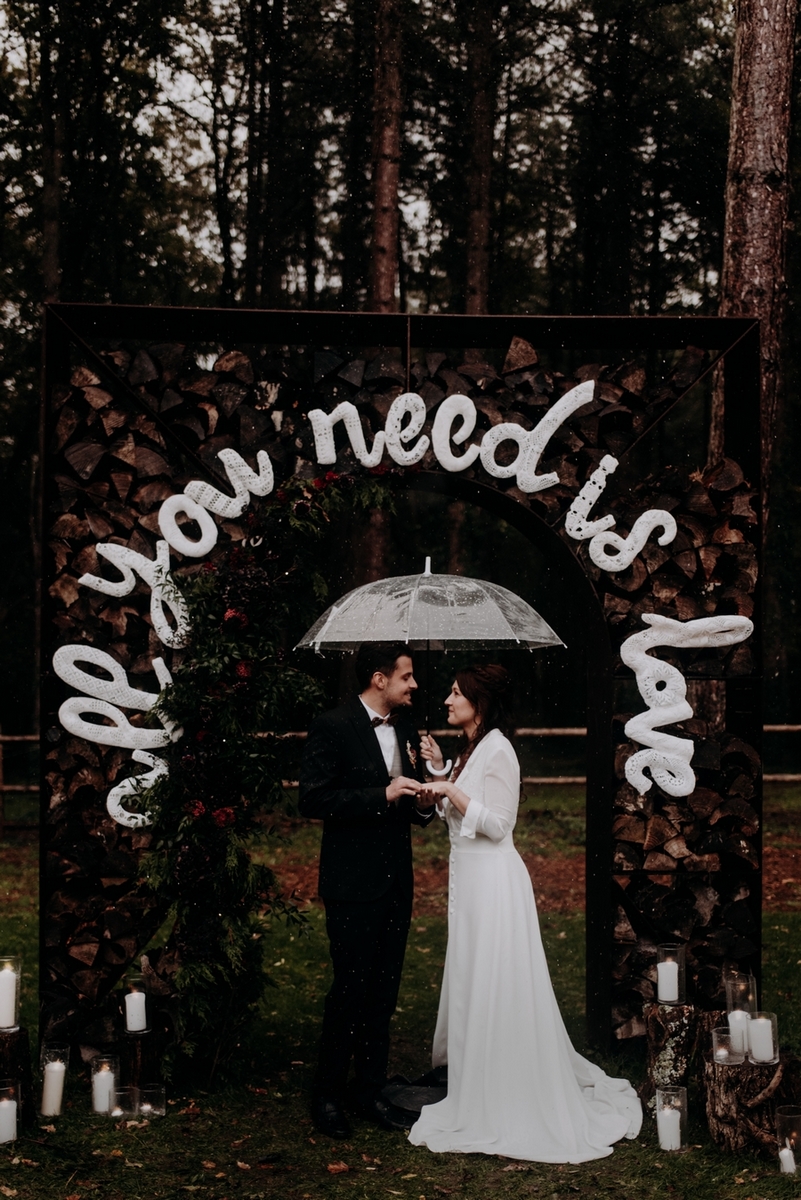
[{"x1": 41, "y1": 303, "x2": 762, "y2": 1049}]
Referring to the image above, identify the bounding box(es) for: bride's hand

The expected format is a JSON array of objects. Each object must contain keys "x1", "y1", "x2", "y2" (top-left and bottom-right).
[{"x1": 420, "y1": 734, "x2": 444, "y2": 772}]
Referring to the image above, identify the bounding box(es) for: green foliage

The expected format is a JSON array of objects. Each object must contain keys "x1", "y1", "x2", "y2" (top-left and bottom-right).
[{"x1": 142, "y1": 472, "x2": 392, "y2": 1079}]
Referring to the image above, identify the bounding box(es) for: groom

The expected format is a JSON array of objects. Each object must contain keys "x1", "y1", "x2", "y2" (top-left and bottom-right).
[{"x1": 299, "y1": 641, "x2": 435, "y2": 1137}]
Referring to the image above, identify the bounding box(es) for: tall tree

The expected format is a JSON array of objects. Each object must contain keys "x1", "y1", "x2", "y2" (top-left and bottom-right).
[
  {"x1": 369, "y1": 0, "x2": 403, "y2": 312},
  {"x1": 711, "y1": 0, "x2": 796, "y2": 522},
  {"x1": 464, "y1": 0, "x2": 495, "y2": 314}
]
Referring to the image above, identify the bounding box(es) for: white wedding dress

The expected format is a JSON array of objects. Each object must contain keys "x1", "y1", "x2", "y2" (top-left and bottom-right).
[{"x1": 408, "y1": 729, "x2": 642, "y2": 1163}]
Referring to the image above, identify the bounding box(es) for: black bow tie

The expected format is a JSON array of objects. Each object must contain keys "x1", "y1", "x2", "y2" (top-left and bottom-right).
[{"x1": 371, "y1": 712, "x2": 400, "y2": 727}]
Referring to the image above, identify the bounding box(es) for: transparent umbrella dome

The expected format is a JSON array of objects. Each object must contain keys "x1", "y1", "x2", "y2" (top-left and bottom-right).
[{"x1": 295, "y1": 559, "x2": 565, "y2": 653}]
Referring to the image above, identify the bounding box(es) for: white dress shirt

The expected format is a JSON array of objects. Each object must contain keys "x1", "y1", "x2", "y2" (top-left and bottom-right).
[{"x1": 359, "y1": 698, "x2": 402, "y2": 777}]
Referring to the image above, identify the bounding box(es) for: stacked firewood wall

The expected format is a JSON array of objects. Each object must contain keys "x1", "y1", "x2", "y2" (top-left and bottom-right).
[{"x1": 43, "y1": 335, "x2": 758, "y2": 1044}]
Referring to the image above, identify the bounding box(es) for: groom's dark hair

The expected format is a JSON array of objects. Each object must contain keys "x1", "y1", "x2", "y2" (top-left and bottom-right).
[{"x1": 355, "y1": 641, "x2": 412, "y2": 690}]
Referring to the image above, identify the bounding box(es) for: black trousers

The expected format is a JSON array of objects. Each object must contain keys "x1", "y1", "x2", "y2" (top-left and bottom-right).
[{"x1": 315, "y1": 877, "x2": 412, "y2": 1104}]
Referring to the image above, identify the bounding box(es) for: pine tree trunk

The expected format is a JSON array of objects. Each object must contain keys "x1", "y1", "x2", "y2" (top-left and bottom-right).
[
  {"x1": 340, "y1": 0, "x2": 373, "y2": 309},
  {"x1": 465, "y1": 0, "x2": 494, "y2": 315},
  {"x1": 243, "y1": 0, "x2": 266, "y2": 306},
  {"x1": 262, "y1": 0, "x2": 286, "y2": 306},
  {"x1": 711, "y1": 0, "x2": 796, "y2": 520},
  {"x1": 40, "y1": 0, "x2": 62, "y2": 302},
  {"x1": 368, "y1": 0, "x2": 402, "y2": 313}
]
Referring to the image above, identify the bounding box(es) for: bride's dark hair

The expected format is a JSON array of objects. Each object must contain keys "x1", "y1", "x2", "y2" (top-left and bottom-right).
[{"x1": 451, "y1": 663, "x2": 513, "y2": 780}]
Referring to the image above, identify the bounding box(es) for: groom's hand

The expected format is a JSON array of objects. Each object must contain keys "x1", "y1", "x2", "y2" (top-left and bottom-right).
[{"x1": 386, "y1": 776, "x2": 421, "y2": 803}]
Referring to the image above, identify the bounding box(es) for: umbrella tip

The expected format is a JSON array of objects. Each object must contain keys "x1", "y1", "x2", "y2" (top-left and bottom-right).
[{"x1": 424, "y1": 556, "x2": 432, "y2": 575}]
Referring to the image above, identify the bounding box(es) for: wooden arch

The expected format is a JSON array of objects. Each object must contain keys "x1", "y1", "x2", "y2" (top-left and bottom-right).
[{"x1": 41, "y1": 305, "x2": 761, "y2": 1048}]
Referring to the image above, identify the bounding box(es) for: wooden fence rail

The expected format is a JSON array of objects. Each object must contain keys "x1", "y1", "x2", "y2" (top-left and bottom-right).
[{"x1": 2, "y1": 726, "x2": 800, "y2": 838}]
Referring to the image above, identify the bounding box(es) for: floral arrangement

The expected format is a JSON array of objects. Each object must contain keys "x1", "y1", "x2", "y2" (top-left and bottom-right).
[{"x1": 144, "y1": 471, "x2": 394, "y2": 1079}]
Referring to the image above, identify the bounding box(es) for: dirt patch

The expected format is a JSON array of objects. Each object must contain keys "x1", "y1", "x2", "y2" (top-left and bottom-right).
[
  {"x1": 764, "y1": 844, "x2": 801, "y2": 911},
  {"x1": 274, "y1": 853, "x2": 586, "y2": 916},
  {"x1": 274, "y1": 845, "x2": 801, "y2": 916}
]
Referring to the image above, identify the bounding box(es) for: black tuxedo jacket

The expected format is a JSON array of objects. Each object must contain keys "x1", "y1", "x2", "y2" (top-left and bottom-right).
[{"x1": 298, "y1": 696, "x2": 432, "y2": 903}]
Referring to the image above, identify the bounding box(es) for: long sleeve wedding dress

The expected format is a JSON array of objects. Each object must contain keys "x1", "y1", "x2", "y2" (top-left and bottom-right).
[{"x1": 408, "y1": 729, "x2": 642, "y2": 1163}]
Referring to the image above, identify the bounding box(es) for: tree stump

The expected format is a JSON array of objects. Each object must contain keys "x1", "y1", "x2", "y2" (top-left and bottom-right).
[
  {"x1": 639, "y1": 1003, "x2": 697, "y2": 1110},
  {"x1": 0, "y1": 1029, "x2": 35, "y2": 1127},
  {"x1": 703, "y1": 1049, "x2": 801, "y2": 1155}
]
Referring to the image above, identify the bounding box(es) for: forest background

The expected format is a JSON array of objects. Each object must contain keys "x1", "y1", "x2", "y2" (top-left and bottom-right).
[{"x1": 0, "y1": 0, "x2": 799, "y2": 741}]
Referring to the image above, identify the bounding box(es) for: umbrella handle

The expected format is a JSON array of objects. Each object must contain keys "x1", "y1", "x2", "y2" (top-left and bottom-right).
[{"x1": 427, "y1": 760, "x2": 452, "y2": 778}]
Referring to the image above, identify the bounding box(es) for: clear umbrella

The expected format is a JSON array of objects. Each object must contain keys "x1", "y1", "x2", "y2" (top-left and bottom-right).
[
  {"x1": 295, "y1": 558, "x2": 565, "y2": 774},
  {"x1": 296, "y1": 558, "x2": 564, "y2": 653}
]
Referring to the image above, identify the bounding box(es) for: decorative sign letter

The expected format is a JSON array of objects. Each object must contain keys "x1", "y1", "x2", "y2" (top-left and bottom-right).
[
  {"x1": 621, "y1": 613, "x2": 753, "y2": 796},
  {"x1": 431, "y1": 394, "x2": 481, "y2": 472},
  {"x1": 308, "y1": 400, "x2": 386, "y2": 467}
]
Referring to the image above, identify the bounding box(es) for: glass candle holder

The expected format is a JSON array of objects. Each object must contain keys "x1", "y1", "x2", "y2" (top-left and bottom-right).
[
  {"x1": 656, "y1": 944, "x2": 685, "y2": 1005},
  {"x1": 776, "y1": 1106, "x2": 801, "y2": 1175},
  {"x1": 40, "y1": 1043, "x2": 70, "y2": 1117},
  {"x1": 110, "y1": 1086, "x2": 139, "y2": 1119},
  {"x1": 655, "y1": 1086, "x2": 687, "y2": 1152},
  {"x1": 124, "y1": 974, "x2": 149, "y2": 1034},
  {"x1": 91, "y1": 1055, "x2": 119, "y2": 1114},
  {"x1": 0, "y1": 958, "x2": 21, "y2": 1031},
  {"x1": 748, "y1": 1012, "x2": 779, "y2": 1065},
  {"x1": 725, "y1": 972, "x2": 754, "y2": 1014},
  {"x1": 0, "y1": 1080, "x2": 18, "y2": 1144},
  {"x1": 138, "y1": 1085, "x2": 166, "y2": 1118},
  {"x1": 712, "y1": 1026, "x2": 745, "y2": 1066}
]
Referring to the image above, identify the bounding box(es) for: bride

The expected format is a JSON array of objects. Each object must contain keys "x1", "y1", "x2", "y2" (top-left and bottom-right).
[{"x1": 408, "y1": 664, "x2": 642, "y2": 1163}]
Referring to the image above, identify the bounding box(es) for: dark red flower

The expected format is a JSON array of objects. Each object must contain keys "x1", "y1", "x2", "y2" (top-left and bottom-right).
[
  {"x1": 223, "y1": 607, "x2": 249, "y2": 628},
  {"x1": 276, "y1": 489, "x2": 288, "y2": 503},
  {"x1": 195, "y1": 730, "x2": 212, "y2": 743},
  {"x1": 235, "y1": 661, "x2": 252, "y2": 679},
  {"x1": 184, "y1": 799, "x2": 206, "y2": 819},
  {"x1": 201, "y1": 561, "x2": 217, "y2": 574},
  {"x1": 325, "y1": 470, "x2": 340, "y2": 484},
  {"x1": 211, "y1": 807, "x2": 236, "y2": 828},
  {"x1": 312, "y1": 477, "x2": 326, "y2": 490},
  {"x1": 368, "y1": 463, "x2": 390, "y2": 476}
]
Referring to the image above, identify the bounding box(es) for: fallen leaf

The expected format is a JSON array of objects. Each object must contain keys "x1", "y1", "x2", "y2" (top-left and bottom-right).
[
  {"x1": 236, "y1": 1161, "x2": 251, "y2": 1170},
  {"x1": 402, "y1": 1174, "x2": 418, "y2": 1180},
  {"x1": 214, "y1": 1172, "x2": 226, "y2": 1179},
  {"x1": 110, "y1": 1149, "x2": 124, "y2": 1158},
  {"x1": 201, "y1": 1161, "x2": 216, "y2": 1169},
  {"x1": 125, "y1": 1160, "x2": 143, "y2": 1168},
  {"x1": 327, "y1": 1161, "x2": 350, "y2": 1174},
  {"x1": 502, "y1": 1164, "x2": 530, "y2": 1172},
  {"x1": 40, "y1": 1124, "x2": 56, "y2": 1134},
  {"x1": 0, "y1": 1187, "x2": 18, "y2": 1197}
]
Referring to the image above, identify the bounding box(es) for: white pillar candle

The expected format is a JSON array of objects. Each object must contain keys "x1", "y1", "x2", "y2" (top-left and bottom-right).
[
  {"x1": 727, "y1": 1009, "x2": 750, "y2": 1054},
  {"x1": 125, "y1": 990, "x2": 147, "y2": 1032},
  {"x1": 749, "y1": 1017, "x2": 775, "y2": 1062},
  {"x1": 780, "y1": 1145, "x2": 797, "y2": 1174},
  {"x1": 0, "y1": 967, "x2": 17, "y2": 1028},
  {"x1": 0, "y1": 1099, "x2": 16, "y2": 1143},
  {"x1": 41, "y1": 1060, "x2": 66, "y2": 1116},
  {"x1": 92, "y1": 1066, "x2": 115, "y2": 1113},
  {"x1": 657, "y1": 961, "x2": 679, "y2": 1003},
  {"x1": 656, "y1": 1105, "x2": 681, "y2": 1151}
]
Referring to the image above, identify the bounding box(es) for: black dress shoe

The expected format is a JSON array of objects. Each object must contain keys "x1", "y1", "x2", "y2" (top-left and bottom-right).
[
  {"x1": 311, "y1": 1095, "x2": 352, "y2": 1138},
  {"x1": 358, "y1": 1094, "x2": 417, "y2": 1131}
]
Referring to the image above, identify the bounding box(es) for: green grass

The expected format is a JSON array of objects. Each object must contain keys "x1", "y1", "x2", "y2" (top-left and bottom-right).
[{"x1": 1, "y1": 779, "x2": 800, "y2": 1199}]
